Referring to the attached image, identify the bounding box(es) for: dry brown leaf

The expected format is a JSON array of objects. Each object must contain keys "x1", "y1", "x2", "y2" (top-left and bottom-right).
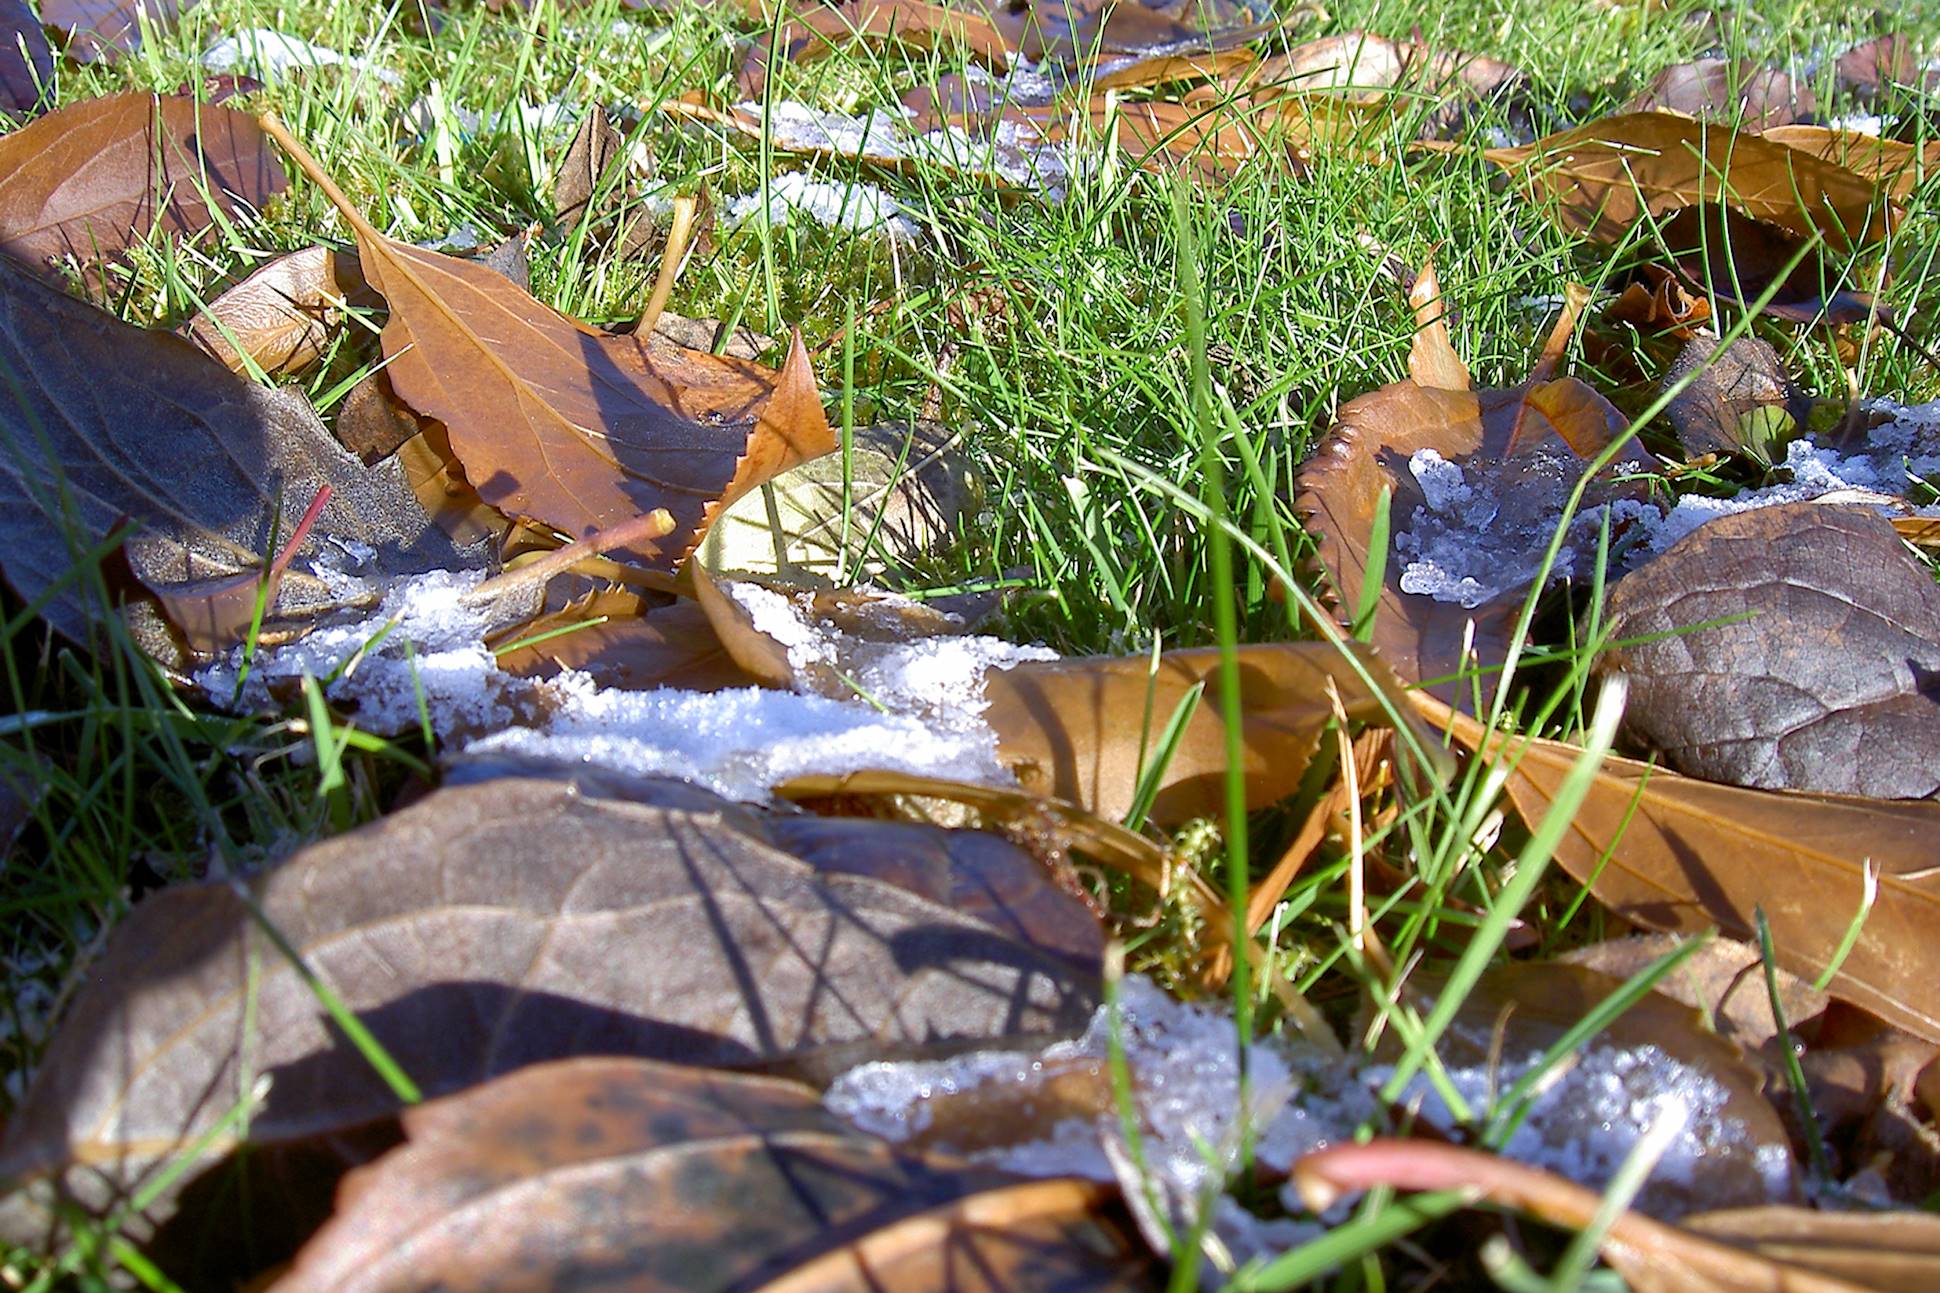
[
  {"x1": 740, "y1": 0, "x2": 1010, "y2": 98},
  {"x1": 1413, "y1": 691, "x2": 1940, "y2": 1042},
  {"x1": 260, "y1": 114, "x2": 835, "y2": 568},
  {"x1": 1759, "y1": 125, "x2": 1940, "y2": 204},
  {"x1": 0, "y1": 773, "x2": 1102, "y2": 1280},
  {"x1": 1295, "y1": 374, "x2": 1652, "y2": 700},
  {"x1": 1406, "y1": 254, "x2": 1469, "y2": 391},
  {"x1": 489, "y1": 587, "x2": 763, "y2": 690},
  {"x1": 0, "y1": 93, "x2": 284, "y2": 280},
  {"x1": 273, "y1": 1057, "x2": 1152, "y2": 1293},
  {"x1": 1483, "y1": 111, "x2": 1890, "y2": 252},
  {"x1": 982, "y1": 643, "x2": 1437, "y2": 828},
  {"x1": 1291, "y1": 1140, "x2": 1892, "y2": 1293},
  {"x1": 1627, "y1": 59, "x2": 1814, "y2": 129},
  {"x1": 181, "y1": 246, "x2": 375, "y2": 378},
  {"x1": 1561, "y1": 934, "x2": 1828, "y2": 1056}
]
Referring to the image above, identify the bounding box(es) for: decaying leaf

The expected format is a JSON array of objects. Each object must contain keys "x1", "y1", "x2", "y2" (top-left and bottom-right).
[
  {"x1": 0, "y1": 0, "x2": 53, "y2": 115},
  {"x1": 981, "y1": 643, "x2": 1438, "y2": 827},
  {"x1": 1483, "y1": 112, "x2": 1889, "y2": 251},
  {"x1": 1291, "y1": 1139, "x2": 1925, "y2": 1293},
  {"x1": 490, "y1": 587, "x2": 763, "y2": 690},
  {"x1": 1654, "y1": 202, "x2": 1881, "y2": 325},
  {"x1": 1660, "y1": 333, "x2": 1814, "y2": 458},
  {"x1": 0, "y1": 253, "x2": 476, "y2": 665},
  {"x1": 0, "y1": 773, "x2": 1102, "y2": 1278},
  {"x1": 1626, "y1": 59, "x2": 1813, "y2": 129},
  {"x1": 1598, "y1": 503, "x2": 1940, "y2": 799},
  {"x1": 181, "y1": 246, "x2": 375, "y2": 378},
  {"x1": 1406, "y1": 254, "x2": 1469, "y2": 391},
  {"x1": 274, "y1": 1057, "x2": 1152, "y2": 1293},
  {"x1": 741, "y1": 0, "x2": 1011, "y2": 99},
  {"x1": 1663, "y1": 1208, "x2": 1940, "y2": 1292},
  {"x1": 1561, "y1": 934, "x2": 1828, "y2": 1057},
  {"x1": 1414, "y1": 691, "x2": 1940, "y2": 1042},
  {"x1": 39, "y1": 0, "x2": 192, "y2": 59},
  {"x1": 0, "y1": 94, "x2": 284, "y2": 280},
  {"x1": 1295, "y1": 370, "x2": 1653, "y2": 699},
  {"x1": 261, "y1": 114, "x2": 836, "y2": 568},
  {"x1": 1834, "y1": 33, "x2": 1930, "y2": 99},
  {"x1": 551, "y1": 104, "x2": 624, "y2": 229}
]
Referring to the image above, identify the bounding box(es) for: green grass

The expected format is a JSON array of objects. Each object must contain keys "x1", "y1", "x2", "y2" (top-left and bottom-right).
[{"x1": 5, "y1": 0, "x2": 1940, "y2": 1284}]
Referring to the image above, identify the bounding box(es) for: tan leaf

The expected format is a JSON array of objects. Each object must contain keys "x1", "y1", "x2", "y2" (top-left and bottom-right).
[
  {"x1": 180, "y1": 247, "x2": 375, "y2": 378},
  {"x1": 1758, "y1": 125, "x2": 1940, "y2": 203},
  {"x1": 1413, "y1": 691, "x2": 1940, "y2": 1042},
  {"x1": 272, "y1": 1057, "x2": 1152, "y2": 1293},
  {"x1": 259, "y1": 114, "x2": 835, "y2": 568},
  {"x1": 1406, "y1": 254, "x2": 1469, "y2": 390},
  {"x1": 1483, "y1": 112, "x2": 1890, "y2": 251}
]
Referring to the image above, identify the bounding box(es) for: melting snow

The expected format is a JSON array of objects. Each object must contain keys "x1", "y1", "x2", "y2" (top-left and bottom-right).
[
  {"x1": 734, "y1": 98, "x2": 1079, "y2": 198},
  {"x1": 197, "y1": 572, "x2": 1051, "y2": 804},
  {"x1": 726, "y1": 172, "x2": 920, "y2": 240},
  {"x1": 828, "y1": 973, "x2": 1795, "y2": 1268}
]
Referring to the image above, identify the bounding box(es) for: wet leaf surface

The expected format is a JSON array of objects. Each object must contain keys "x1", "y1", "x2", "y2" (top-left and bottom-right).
[
  {"x1": 0, "y1": 254, "x2": 476, "y2": 665},
  {"x1": 263, "y1": 117, "x2": 835, "y2": 569},
  {"x1": 1416, "y1": 691, "x2": 1940, "y2": 1042},
  {"x1": 273, "y1": 1057, "x2": 1153, "y2": 1293},
  {"x1": 0, "y1": 773, "x2": 1101, "y2": 1279},
  {"x1": 0, "y1": 94, "x2": 283, "y2": 280},
  {"x1": 1296, "y1": 373, "x2": 1653, "y2": 699},
  {"x1": 1599, "y1": 504, "x2": 1940, "y2": 798},
  {"x1": 490, "y1": 587, "x2": 764, "y2": 690}
]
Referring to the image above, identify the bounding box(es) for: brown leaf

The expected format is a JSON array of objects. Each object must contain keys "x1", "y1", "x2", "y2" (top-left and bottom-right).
[
  {"x1": 1246, "y1": 31, "x2": 1519, "y2": 109},
  {"x1": 0, "y1": 0, "x2": 53, "y2": 115},
  {"x1": 1291, "y1": 1140, "x2": 1896, "y2": 1293},
  {"x1": 1295, "y1": 374, "x2": 1653, "y2": 699},
  {"x1": 394, "y1": 423, "x2": 511, "y2": 548},
  {"x1": 0, "y1": 773, "x2": 1103, "y2": 1279},
  {"x1": 39, "y1": 0, "x2": 190, "y2": 59},
  {"x1": 1413, "y1": 691, "x2": 1940, "y2": 1042},
  {"x1": 1605, "y1": 263, "x2": 1712, "y2": 338},
  {"x1": 1655, "y1": 202, "x2": 1882, "y2": 326},
  {"x1": 0, "y1": 253, "x2": 477, "y2": 665},
  {"x1": 333, "y1": 368, "x2": 427, "y2": 463},
  {"x1": 740, "y1": 0, "x2": 1011, "y2": 98},
  {"x1": 273, "y1": 1057, "x2": 1152, "y2": 1293},
  {"x1": 1660, "y1": 333, "x2": 1813, "y2": 457},
  {"x1": 181, "y1": 246, "x2": 375, "y2": 378},
  {"x1": 1667, "y1": 1207, "x2": 1940, "y2": 1291},
  {"x1": 1599, "y1": 503, "x2": 1940, "y2": 798},
  {"x1": 261, "y1": 115, "x2": 836, "y2": 568},
  {"x1": 1561, "y1": 934, "x2": 1828, "y2": 1056},
  {"x1": 1834, "y1": 34, "x2": 1930, "y2": 98},
  {"x1": 0, "y1": 94, "x2": 283, "y2": 280},
  {"x1": 982, "y1": 643, "x2": 1438, "y2": 828},
  {"x1": 1759, "y1": 125, "x2": 1940, "y2": 204},
  {"x1": 1406, "y1": 254, "x2": 1469, "y2": 391},
  {"x1": 551, "y1": 105, "x2": 623, "y2": 229},
  {"x1": 1627, "y1": 59, "x2": 1814, "y2": 129},
  {"x1": 491, "y1": 587, "x2": 763, "y2": 690},
  {"x1": 1483, "y1": 112, "x2": 1889, "y2": 252}
]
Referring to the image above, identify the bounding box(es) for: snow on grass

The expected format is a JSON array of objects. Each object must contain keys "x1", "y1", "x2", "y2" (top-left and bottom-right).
[
  {"x1": 725, "y1": 171, "x2": 920, "y2": 240},
  {"x1": 203, "y1": 29, "x2": 403, "y2": 86}
]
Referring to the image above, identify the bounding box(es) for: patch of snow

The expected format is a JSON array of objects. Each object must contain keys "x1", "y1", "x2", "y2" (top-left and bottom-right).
[
  {"x1": 203, "y1": 29, "x2": 402, "y2": 86},
  {"x1": 730, "y1": 99, "x2": 1079, "y2": 198},
  {"x1": 725, "y1": 171, "x2": 920, "y2": 240},
  {"x1": 1823, "y1": 114, "x2": 1885, "y2": 136}
]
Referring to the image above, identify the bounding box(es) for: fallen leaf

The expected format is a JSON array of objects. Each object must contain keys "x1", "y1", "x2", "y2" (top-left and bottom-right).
[
  {"x1": 394, "y1": 423, "x2": 511, "y2": 548},
  {"x1": 1626, "y1": 59, "x2": 1814, "y2": 129},
  {"x1": 181, "y1": 246, "x2": 375, "y2": 378},
  {"x1": 273, "y1": 1057, "x2": 1153, "y2": 1293},
  {"x1": 491, "y1": 587, "x2": 763, "y2": 690},
  {"x1": 1605, "y1": 263, "x2": 1713, "y2": 340},
  {"x1": 741, "y1": 0, "x2": 1011, "y2": 99},
  {"x1": 1659, "y1": 333, "x2": 1813, "y2": 458},
  {"x1": 1759, "y1": 125, "x2": 1940, "y2": 204},
  {"x1": 1834, "y1": 34, "x2": 1931, "y2": 98},
  {"x1": 0, "y1": 94, "x2": 285, "y2": 281},
  {"x1": 1654, "y1": 202, "x2": 1882, "y2": 325},
  {"x1": 38, "y1": 0, "x2": 191, "y2": 59},
  {"x1": 1291, "y1": 1139, "x2": 1914, "y2": 1293},
  {"x1": 1599, "y1": 503, "x2": 1940, "y2": 798},
  {"x1": 982, "y1": 643, "x2": 1439, "y2": 827},
  {"x1": 0, "y1": 253, "x2": 478, "y2": 666},
  {"x1": 261, "y1": 115, "x2": 836, "y2": 568},
  {"x1": 1295, "y1": 371, "x2": 1654, "y2": 699},
  {"x1": 1483, "y1": 112, "x2": 1889, "y2": 252},
  {"x1": 1413, "y1": 690, "x2": 1940, "y2": 1042},
  {"x1": 333, "y1": 368, "x2": 427, "y2": 463},
  {"x1": 1560, "y1": 934, "x2": 1828, "y2": 1056},
  {"x1": 1406, "y1": 254, "x2": 1469, "y2": 391},
  {"x1": 1662, "y1": 1207, "x2": 1940, "y2": 1291},
  {"x1": 0, "y1": 0, "x2": 53, "y2": 115},
  {"x1": 0, "y1": 773, "x2": 1103, "y2": 1279},
  {"x1": 550, "y1": 104, "x2": 623, "y2": 230}
]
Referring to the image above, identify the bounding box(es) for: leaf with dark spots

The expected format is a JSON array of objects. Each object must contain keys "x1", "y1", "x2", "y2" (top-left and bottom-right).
[
  {"x1": 1660, "y1": 334, "x2": 1814, "y2": 460},
  {"x1": 0, "y1": 774, "x2": 1102, "y2": 1278},
  {"x1": 1483, "y1": 112, "x2": 1889, "y2": 252},
  {"x1": 1655, "y1": 203, "x2": 1883, "y2": 326},
  {"x1": 0, "y1": 254, "x2": 480, "y2": 666},
  {"x1": 1296, "y1": 375, "x2": 1656, "y2": 700},
  {"x1": 272, "y1": 1057, "x2": 1153, "y2": 1293},
  {"x1": 1598, "y1": 503, "x2": 1940, "y2": 799},
  {"x1": 181, "y1": 246, "x2": 377, "y2": 379},
  {"x1": 39, "y1": 0, "x2": 191, "y2": 59},
  {"x1": 1414, "y1": 690, "x2": 1940, "y2": 1041},
  {"x1": 261, "y1": 115, "x2": 836, "y2": 569},
  {"x1": 0, "y1": 0, "x2": 53, "y2": 115},
  {"x1": 491, "y1": 587, "x2": 764, "y2": 691},
  {"x1": 0, "y1": 94, "x2": 283, "y2": 280},
  {"x1": 1626, "y1": 59, "x2": 1813, "y2": 129}
]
